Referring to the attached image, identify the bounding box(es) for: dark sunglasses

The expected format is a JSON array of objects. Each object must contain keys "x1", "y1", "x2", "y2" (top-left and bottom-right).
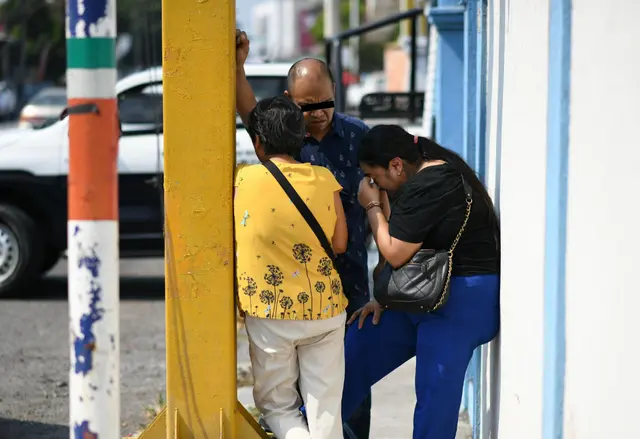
[{"x1": 299, "y1": 100, "x2": 335, "y2": 113}]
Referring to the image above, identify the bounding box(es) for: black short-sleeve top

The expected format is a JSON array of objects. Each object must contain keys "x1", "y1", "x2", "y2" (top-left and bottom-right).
[{"x1": 388, "y1": 163, "x2": 499, "y2": 276}]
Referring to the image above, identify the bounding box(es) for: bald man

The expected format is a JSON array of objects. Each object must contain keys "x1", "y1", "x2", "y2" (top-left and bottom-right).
[{"x1": 236, "y1": 31, "x2": 374, "y2": 439}]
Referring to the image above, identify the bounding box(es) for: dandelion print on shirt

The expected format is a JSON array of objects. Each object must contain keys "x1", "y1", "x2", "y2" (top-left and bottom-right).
[
  {"x1": 239, "y1": 273, "x2": 258, "y2": 316},
  {"x1": 234, "y1": 161, "x2": 348, "y2": 320},
  {"x1": 292, "y1": 243, "x2": 314, "y2": 316}
]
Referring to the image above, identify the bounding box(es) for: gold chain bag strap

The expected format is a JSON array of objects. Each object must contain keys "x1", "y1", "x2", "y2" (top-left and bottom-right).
[{"x1": 373, "y1": 175, "x2": 473, "y2": 313}]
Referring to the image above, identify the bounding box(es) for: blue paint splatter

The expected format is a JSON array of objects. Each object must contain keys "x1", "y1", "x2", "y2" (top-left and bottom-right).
[
  {"x1": 74, "y1": 281, "x2": 105, "y2": 375},
  {"x1": 74, "y1": 420, "x2": 98, "y2": 439},
  {"x1": 67, "y1": 0, "x2": 109, "y2": 38},
  {"x1": 73, "y1": 247, "x2": 104, "y2": 375},
  {"x1": 78, "y1": 249, "x2": 100, "y2": 278},
  {"x1": 74, "y1": 225, "x2": 81, "y2": 236}
]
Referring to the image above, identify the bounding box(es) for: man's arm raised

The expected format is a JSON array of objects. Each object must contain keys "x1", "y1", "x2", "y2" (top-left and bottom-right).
[{"x1": 235, "y1": 30, "x2": 257, "y2": 126}]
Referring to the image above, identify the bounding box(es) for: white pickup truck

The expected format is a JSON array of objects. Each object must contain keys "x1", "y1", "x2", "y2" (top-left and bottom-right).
[{"x1": 0, "y1": 64, "x2": 289, "y2": 296}]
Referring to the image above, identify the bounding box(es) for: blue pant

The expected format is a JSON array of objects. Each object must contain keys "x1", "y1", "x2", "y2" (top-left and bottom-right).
[
  {"x1": 341, "y1": 275, "x2": 500, "y2": 439},
  {"x1": 344, "y1": 297, "x2": 372, "y2": 439}
]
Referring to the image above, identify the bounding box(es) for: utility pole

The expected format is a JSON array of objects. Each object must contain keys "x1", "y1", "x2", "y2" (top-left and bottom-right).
[
  {"x1": 66, "y1": 0, "x2": 120, "y2": 437},
  {"x1": 324, "y1": 0, "x2": 342, "y2": 107},
  {"x1": 349, "y1": 0, "x2": 360, "y2": 74},
  {"x1": 324, "y1": 0, "x2": 341, "y2": 40},
  {"x1": 324, "y1": 0, "x2": 341, "y2": 68}
]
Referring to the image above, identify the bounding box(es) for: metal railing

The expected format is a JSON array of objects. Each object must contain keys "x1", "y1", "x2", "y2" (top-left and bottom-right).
[{"x1": 324, "y1": 7, "x2": 426, "y2": 122}]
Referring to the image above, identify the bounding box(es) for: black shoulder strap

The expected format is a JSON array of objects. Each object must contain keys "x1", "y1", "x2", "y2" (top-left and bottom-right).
[
  {"x1": 262, "y1": 160, "x2": 338, "y2": 265},
  {"x1": 461, "y1": 175, "x2": 473, "y2": 199}
]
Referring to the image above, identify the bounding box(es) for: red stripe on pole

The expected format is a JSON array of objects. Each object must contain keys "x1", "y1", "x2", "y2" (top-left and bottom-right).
[{"x1": 67, "y1": 98, "x2": 119, "y2": 221}]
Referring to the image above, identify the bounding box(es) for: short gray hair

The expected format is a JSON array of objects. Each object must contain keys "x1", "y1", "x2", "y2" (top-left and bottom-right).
[{"x1": 247, "y1": 96, "x2": 305, "y2": 157}]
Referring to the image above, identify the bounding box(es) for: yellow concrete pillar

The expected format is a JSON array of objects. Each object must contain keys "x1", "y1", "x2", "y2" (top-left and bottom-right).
[
  {"x1": 162, "y1": 0, "x2": 237, "y2": 436},
  {"x1": 134, "y1": 1, "x2": 271, "y2": 438}
]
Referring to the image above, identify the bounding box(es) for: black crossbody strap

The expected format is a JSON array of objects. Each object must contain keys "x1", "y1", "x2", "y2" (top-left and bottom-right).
[{"x1": 262, "y1": 160, "x2": 337, "y2": 265}]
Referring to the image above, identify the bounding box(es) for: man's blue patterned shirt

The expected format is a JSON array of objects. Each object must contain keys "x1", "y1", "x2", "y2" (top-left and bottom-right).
[{"x1": 298, "y1": 113, "x2": 370, "y2": 311}]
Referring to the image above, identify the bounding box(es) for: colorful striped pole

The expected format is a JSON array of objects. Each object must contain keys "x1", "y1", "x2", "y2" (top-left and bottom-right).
[{"x1": 66, "y1": 1, "x2": 120, "y2": 438}]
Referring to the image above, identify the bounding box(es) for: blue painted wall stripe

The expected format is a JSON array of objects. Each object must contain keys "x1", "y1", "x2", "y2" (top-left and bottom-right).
[
  {"x1": 459, "y1": 2, "x2": 490, "y2": 437},
  {"x1": 434, "y1": 31, "x2": 464, "y2": 154},
  {"x1": 428, "y1": 4, "x2": 465, "y2": 154},
  {"x1": 542, "y1": 0, "x2": 572, "y2": 438}
]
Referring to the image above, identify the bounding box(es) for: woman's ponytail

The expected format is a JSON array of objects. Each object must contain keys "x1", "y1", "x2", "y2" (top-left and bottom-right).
[{"x1": 416, "y1": 135, "x2": 500, "y2": 235}]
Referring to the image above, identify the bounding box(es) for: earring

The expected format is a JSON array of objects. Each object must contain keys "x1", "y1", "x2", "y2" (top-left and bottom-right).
[{"x1": 397, "y1": 172, "x2": 401, "y2": 177}]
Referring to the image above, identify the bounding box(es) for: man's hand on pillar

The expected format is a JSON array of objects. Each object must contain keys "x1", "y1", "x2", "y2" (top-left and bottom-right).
[{"x1": 235, "y1": 29, "x2": 250, "y2": 66}]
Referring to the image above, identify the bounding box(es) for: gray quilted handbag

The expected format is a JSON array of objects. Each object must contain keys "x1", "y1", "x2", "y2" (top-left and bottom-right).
[{"x1": 373, "y1": 176, "x2": 473, "y2": 313}]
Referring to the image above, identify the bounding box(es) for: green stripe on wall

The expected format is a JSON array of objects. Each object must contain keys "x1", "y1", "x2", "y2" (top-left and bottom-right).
[{"x1": 66, "y1": 38, "x2": 116, "y2": 69}]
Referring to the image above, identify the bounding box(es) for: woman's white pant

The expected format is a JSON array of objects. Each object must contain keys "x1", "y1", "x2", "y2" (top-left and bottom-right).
[{"x1": 245, "y1": 312, "x2": 346, "y2": 439}]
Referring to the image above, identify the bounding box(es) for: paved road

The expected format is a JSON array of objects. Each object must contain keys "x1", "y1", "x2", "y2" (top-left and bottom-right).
[
  {"x1": 0, "y1": 259, "x2": 165, "y2": 439},
  {"x1": 0, "y1": 257, "x2": 470, "y2": 439}
]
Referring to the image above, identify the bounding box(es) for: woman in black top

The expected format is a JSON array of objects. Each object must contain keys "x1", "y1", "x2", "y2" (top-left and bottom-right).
[{"x1": 341, "y1": 125, "x2": 500, "y2": 439}]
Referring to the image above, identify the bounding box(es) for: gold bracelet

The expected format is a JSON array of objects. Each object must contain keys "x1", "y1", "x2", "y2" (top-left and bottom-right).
[{"x1": 365, "y1": 201, "x2": 382, "y2": 212}]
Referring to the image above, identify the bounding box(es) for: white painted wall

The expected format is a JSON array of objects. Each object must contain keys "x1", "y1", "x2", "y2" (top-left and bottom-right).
[
  {"x1": 484, "y1": 0, "x2": 549, "y2": 437},
  {"x1": 563, "y1": 2, "x2": 640, "y2": 437},
  {"x1": 484, "y1": 0, "x2": 640, "y2": 437}
]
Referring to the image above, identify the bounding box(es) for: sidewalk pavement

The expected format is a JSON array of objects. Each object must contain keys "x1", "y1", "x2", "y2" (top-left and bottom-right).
[
  {"x1": 369, "y1": 357, "x2": 472, "y2": 439},
  {"x1": 237, "y1": 329, "x2": 472, "y2": 439}
]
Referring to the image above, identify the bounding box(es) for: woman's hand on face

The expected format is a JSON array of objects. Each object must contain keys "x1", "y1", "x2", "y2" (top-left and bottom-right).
[
  {"x1": 358, "y1": 177, "x2": 381, "y2": 208},
  {"x1": 347, "y1": 299, "x2": 384, "y2": 329}
]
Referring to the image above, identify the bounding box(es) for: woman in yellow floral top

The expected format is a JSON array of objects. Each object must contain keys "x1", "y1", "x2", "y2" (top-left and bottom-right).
[
  {"x1": 235, "y1": 163, "x2": 347, "y2": 320},
  {"x1": 234, "y1": 96, "x2": 348, "y2": 439}
]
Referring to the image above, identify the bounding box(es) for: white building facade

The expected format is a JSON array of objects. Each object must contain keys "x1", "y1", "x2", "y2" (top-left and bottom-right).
[{"x1": 427, "y1": 0, "x2": 640, "y2": 437}]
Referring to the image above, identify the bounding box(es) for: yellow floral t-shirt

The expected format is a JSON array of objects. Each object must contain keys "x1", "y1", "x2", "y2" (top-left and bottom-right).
[{"x1": 234, "y1": 162, "x2": 347, "y2": 321}]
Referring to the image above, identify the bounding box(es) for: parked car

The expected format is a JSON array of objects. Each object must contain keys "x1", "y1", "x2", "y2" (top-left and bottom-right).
[
  {"x1": 18, "y1": 86, "x2": 67, "y2": 129},
  {"x1": 0, "y1": 63, "x2": 289, "y2": 296}
]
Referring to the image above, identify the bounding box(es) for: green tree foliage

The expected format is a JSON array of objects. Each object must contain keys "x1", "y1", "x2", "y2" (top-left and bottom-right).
[
  {"x1": 0, "y1": 0, "x2": 63, "y2": 41},
  {"x1": 0, "y1": 0, "x2": 163, "y2": 83},
  {"x1": 0, "y1": 0, "x2": 66, "y2": 82}
]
